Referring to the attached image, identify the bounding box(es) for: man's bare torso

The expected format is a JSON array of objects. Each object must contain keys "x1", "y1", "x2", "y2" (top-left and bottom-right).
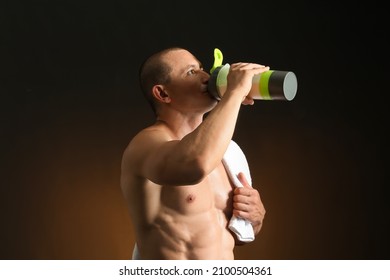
[{"x1": 122, "y1": 161, "x2": 236, "y2": 259}]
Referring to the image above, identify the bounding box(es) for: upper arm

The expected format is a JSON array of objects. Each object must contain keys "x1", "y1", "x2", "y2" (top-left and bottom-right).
[{"x1": 122, "y1": 129, "x2": 205, "y2": 186}]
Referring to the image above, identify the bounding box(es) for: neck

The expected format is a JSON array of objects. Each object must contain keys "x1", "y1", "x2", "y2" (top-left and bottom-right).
[{"x1": 156, "y1": 114, "x2": 203, "y2": 139}]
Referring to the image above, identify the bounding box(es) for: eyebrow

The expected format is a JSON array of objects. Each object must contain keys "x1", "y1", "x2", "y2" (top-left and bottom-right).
[
  {"x1": 179, "y1": 60, "x2": 203, "y2": 74},
  {"x1": 187, "y1": 62, "x2": 204, "y2": 70}
]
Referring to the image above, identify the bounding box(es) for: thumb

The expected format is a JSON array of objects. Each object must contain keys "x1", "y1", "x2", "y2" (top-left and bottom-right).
[{"x1": 237, "y1": 172, "x2": 252, "y2": 189}]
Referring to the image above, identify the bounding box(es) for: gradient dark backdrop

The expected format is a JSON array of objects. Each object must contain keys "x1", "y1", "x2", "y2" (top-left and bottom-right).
[{"x1": 1, "y1": 0, "x2": 387, "y2": 259}]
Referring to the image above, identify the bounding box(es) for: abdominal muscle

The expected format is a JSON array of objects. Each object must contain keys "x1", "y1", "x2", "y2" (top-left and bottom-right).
[
  {"x1": 140, "y1": 208, "x2": 235, "y2": 259},
  {"x1": 135, "y1": 163, "x2": 236, "y2": 260}
]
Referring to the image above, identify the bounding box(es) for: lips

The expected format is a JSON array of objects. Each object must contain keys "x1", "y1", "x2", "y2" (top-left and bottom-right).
[{"x1": 201, "y1": 84, "x2": 209, "y2": 94}]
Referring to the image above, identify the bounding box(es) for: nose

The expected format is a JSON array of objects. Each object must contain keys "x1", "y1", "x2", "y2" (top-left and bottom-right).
[{"x1": 200, "y1": 69, "x2": 210, "y2": 80}]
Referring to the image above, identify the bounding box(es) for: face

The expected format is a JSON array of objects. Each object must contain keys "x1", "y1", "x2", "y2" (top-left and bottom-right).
[{"x1": 162, "y1": 49, "x2": 217, "y2": 113}]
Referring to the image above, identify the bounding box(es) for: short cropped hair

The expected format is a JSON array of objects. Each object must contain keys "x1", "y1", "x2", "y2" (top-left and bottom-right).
[{"x1": 138, "y1": 47, "x2": 184, "y2": 116}]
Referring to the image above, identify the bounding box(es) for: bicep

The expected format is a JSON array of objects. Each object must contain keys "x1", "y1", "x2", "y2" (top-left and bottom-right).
[{"x1": 126, "y1": 131, "x2": 203, "y2": 186}]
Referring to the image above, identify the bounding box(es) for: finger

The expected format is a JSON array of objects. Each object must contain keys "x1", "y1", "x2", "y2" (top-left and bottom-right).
[
  {"x1": 233, "y1": 201, "x2": 250, "y2": 211},
  {"x1": 242, "y1": 96, "x2": 254, "y2": 105},
  {"x1": 234, "y1": 185, "x2": 253, "y2": 196},
  {"x1": 231, "y1": 63, "x2": 267, "y2": 69},
  {"x1": 233, "y1": 193, "x2": 253, "y2": 203},
  {"x1": 237, "y1": 172, "x2": 252, "y2": 189},
  {"x1": 233, "y1": 209, "x2": 251, "y2": 220}
]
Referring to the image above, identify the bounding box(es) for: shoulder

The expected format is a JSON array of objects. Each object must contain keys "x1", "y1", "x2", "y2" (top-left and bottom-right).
[
  {"x1": 128, "y1": 124, "x2": 172, "y2": 149},
  {"x1": 122, "y1": 124, "x2": 171, "y2": 165}
]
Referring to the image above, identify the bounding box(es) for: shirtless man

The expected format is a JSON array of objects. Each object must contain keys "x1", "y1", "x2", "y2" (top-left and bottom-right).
[{"x1": 120, "y1": 47, "x2": 267, "y2": 259}]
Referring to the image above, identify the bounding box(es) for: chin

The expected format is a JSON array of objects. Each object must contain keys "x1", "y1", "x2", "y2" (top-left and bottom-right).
[{"x1": 204, "y1": 99, "x2": 218, "y2": 113}]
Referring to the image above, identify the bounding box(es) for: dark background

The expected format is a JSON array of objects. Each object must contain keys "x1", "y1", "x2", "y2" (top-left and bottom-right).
[{"x1": 1, "y1": 0, "x2": 388, "y2": 259}]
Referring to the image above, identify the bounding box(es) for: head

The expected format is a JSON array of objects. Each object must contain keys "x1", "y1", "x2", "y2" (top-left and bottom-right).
[{"x1": 139, "y1": 47, "x2": 215, "y2": 117}]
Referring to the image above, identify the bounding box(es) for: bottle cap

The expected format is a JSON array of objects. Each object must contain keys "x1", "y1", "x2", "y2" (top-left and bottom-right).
[{"x1": 265, "y1": 70, "x2": 298, "y2": 101}]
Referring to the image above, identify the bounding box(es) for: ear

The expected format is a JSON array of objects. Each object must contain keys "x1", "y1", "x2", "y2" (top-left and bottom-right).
[{"x1": 152, "y1": 85, "x2": 171, "y2": 103}]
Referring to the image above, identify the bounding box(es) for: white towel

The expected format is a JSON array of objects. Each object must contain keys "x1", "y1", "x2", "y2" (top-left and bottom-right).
[
  {"x1": 132, "y1": 243, "x2": 140, "y2": 260},
  {"x1": 223, "y1": 140, "x2": 255, "y2": 243}
]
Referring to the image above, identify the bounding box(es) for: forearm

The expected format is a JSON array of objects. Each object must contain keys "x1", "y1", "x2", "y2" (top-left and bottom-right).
[
  {"x1": 143, "y1": 93, "x2": 244, "y2": 186},
  {"x1": 181, "y1": 93, "x2": 243, "y2": 173},
  {"x1": 176, "y1": 62, "x2": 267, "y2": 177}
]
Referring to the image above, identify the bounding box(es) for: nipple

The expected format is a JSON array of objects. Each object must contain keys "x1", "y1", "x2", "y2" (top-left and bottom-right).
[{"x1": 186, "y1": 194, "x2": 196, "y2": 203}]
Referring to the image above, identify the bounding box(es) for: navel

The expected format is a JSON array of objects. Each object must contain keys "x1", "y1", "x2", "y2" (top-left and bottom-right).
[{"x1": 186, "y1": 194, "x2": 196, "y2": 203}]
